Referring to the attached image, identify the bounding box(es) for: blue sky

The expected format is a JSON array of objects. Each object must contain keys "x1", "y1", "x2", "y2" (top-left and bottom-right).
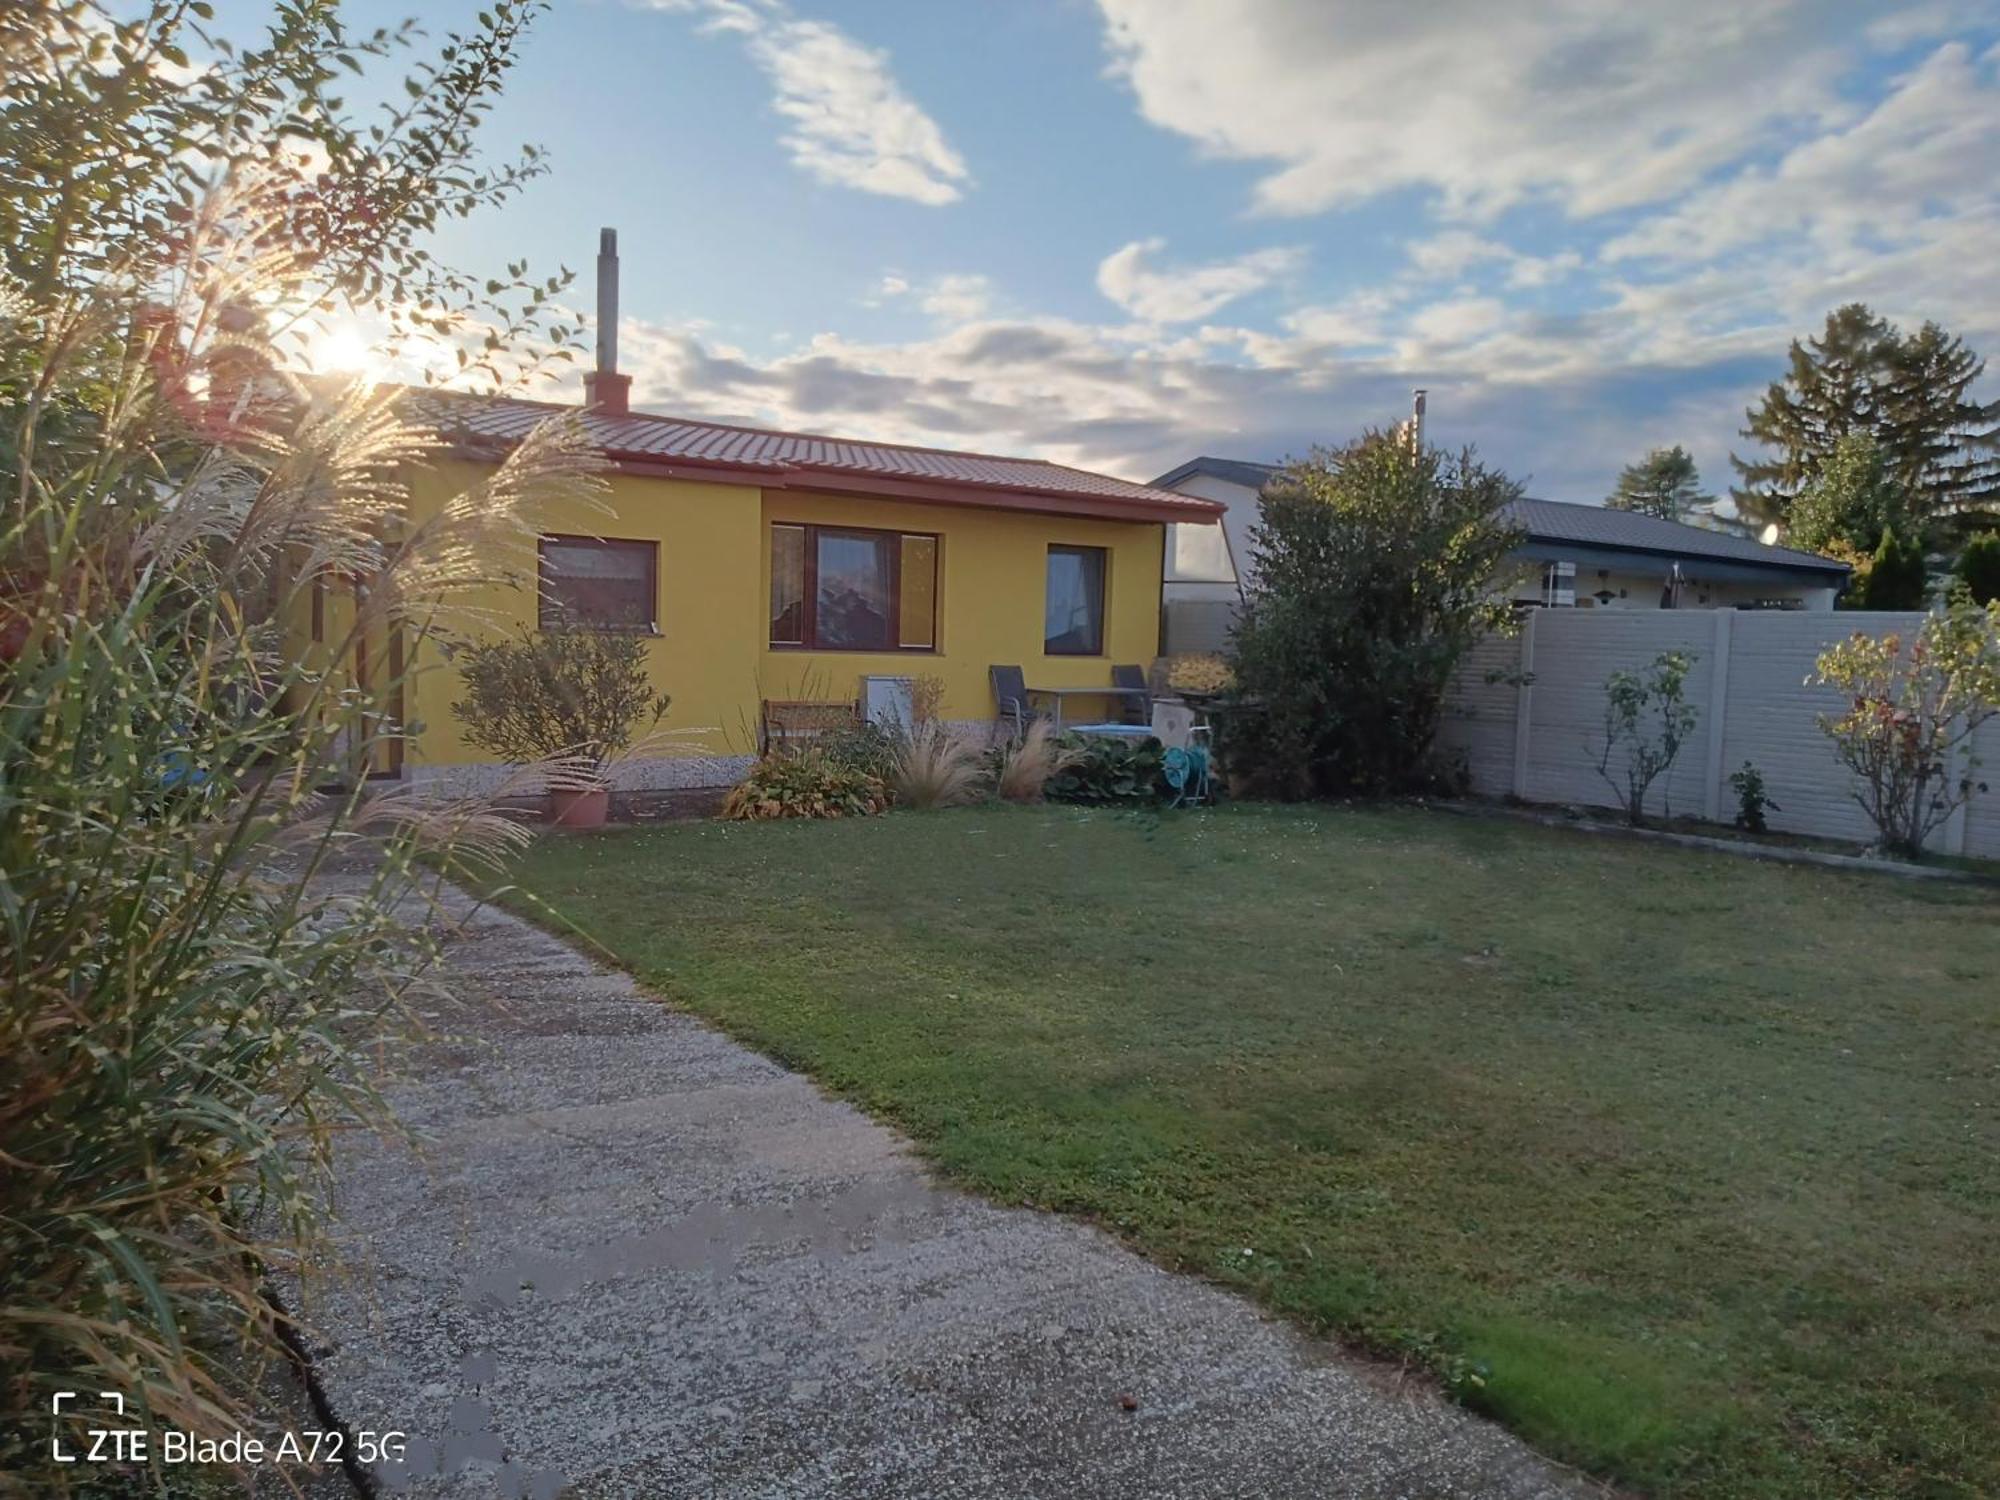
[{"x1": 328, "y1": 0, "x2": 2000, "y2": 506}]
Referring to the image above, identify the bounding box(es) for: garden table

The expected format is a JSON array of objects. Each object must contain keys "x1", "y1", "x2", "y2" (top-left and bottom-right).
[{"x1": 1034, "y1": 684, "x2": 1150, "y2": 729}]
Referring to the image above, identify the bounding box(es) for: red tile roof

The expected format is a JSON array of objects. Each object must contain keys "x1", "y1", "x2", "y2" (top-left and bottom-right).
[{"x1": 411, "y1": 390, "x2": 1223, "y2": 524}]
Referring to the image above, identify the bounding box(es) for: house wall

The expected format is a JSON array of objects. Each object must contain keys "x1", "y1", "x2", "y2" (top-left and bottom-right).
[
  {"x1": 1438, "y1": 609, "x2": 2000, "y2": 858},
  {"x1": 757, "y1": 490, "x2": 1164, "y2": 730},
  {"x1": 392, "y1": 460, "x2": 1165, "y2": 791},
  {"x1": 1155, "y1": 474, "x2": 1844, "y2": 649},
  {"x1": 1509, "y1": 565, "x2": 1838, "y2": 612}
]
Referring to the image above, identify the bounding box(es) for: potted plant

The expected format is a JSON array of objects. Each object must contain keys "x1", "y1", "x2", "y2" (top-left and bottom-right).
[{"x1": 449, "y1": 627, "x2": 671, "y2": 828}]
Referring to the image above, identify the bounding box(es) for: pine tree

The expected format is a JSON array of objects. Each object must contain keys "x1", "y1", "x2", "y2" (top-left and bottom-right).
[
  {"x1": 1606, "y1": 445, "x2": 1712, "y2": 522},
  {"x1": 1734, "y1": 304, "x2": 2000, "y2": 534}
]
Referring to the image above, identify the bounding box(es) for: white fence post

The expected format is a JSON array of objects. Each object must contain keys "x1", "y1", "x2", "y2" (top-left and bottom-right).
[
  {"x1": 1943, "y1": 737, "x2": 1972, "y2": 857},
  {"x1": 1702, "y1": 609, "x2": 1733, "y2": 823},
  {"x1": 1511, "y1": 608, "x2": 1538, "y2": 799}
]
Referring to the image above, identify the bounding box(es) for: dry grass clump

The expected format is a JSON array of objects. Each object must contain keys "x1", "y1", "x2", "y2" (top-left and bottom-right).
[
  {"x1": 994, "y1": 720, "x2": 1081, "y2": 803},
  {"x1": 890, "y1": 723, "x2": 985, "y2": 809}
]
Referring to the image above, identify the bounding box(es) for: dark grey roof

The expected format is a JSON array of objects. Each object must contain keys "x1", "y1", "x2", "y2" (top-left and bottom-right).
[
  {"x1": 1150, "y1": 456, "x2": 1848, "y2": 579},
  {"x1": 1150, "y1": 456, "x2": 1293, "y2": 492}
]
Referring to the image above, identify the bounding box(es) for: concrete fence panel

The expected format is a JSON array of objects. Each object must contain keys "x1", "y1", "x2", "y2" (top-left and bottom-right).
[
  {"x1": 1443, "y1": 610, "x2": 1996, "y2": 859},
  {"x1": 1520, "y1": 611, "x2": 1718, "y2": 819},
  {"x1": 1437, "y1": 630, "x2": 1522, "y2": 791}
]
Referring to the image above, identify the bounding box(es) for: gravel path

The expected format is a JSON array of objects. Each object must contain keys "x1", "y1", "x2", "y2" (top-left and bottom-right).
[{"x1": 299, "y1": 883, "x2": 1599, "y2": 1499}]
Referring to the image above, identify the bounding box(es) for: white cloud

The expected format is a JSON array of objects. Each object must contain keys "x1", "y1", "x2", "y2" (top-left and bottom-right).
[
  {"x1": 1095, "y1": 238, "x2": 1305, "y2": 323},
  {"x1": 1604, "y1": 41, "x2": 2000, "y2": 265},
  {"x1": 1405, "y1": 231, "x2": 1512, "y2": 280},
  {"x1": 641, "y1": 0, "x2": 970, "y2": 204},
  {"x1": 920, "y1": 274, "x2": 994, "y2": 324},
  {"x1": 558, "y1": 303, "x2": 1796, "y2": 509},
  {"x1": 1095, "y1": 0, "x2": 1861, "y2": 219}
]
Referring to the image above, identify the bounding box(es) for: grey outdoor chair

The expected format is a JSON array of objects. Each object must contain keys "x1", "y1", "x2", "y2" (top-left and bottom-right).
[
  {"x1": 1112, "y1": 663, "x2": 1151, "y2": 725},
  {"x1": 990, "y1": 664, "x2": 1040, "y2": 736}
]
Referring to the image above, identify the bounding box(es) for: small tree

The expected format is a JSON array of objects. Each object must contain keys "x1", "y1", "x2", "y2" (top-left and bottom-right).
[
  {"x1": 1226, "y1": 432, "x2": 1524, "y2": 797},
  {"x1": 1858, "y1": 526, "x2": 1929, "y2": 611},
  {"x1": 1594, "y1": 652, "x2": 1700, "y2": 825},
  {"x1": 1606, "y1": 445, "x2": 1712, "y2": 522},
  {"x1": 1953, "y1": 533, "x2": 2000, "y2": 605},
  {"x1": 1811, "y1": 591, "x2": 2000, "y2": 859},
  {"x1": 451, "y1": 628, "x2": 671, "y2": 783}
]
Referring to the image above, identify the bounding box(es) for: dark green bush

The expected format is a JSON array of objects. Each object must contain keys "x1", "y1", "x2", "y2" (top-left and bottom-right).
[
  {"x1": 817, "y1": 718, "x2": 902, "y2": 780},
  {"x1": 1224, "y1": 432, "x2": 1523, "y2": 798},
  {"x1": 1858, "y1": 526, "x2": 1929, "y2": 610},
  {"x1": 1954, "y1": 533, "x2": 2000, "y2": 606}
]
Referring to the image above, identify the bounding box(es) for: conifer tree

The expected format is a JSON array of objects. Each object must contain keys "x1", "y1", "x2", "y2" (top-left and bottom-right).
[
  {"x1": 1606, "y1": 445, "x2": 1711, "y2": 522},
  {"x1": 1734, "y1": 304, "x2": 2000, "y2": 533}
]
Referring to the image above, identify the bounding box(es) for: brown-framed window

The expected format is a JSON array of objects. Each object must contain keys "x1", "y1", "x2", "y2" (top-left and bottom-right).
[
  {"x1": 538, "y1": 535, "x2": 658, "y2": 632},
  {"x1": 1044, "y1": 544, "x2": 1106, "y2": 655},
  {"x1": 769, "y1": 523, "x2": 938, "y2": 651}
]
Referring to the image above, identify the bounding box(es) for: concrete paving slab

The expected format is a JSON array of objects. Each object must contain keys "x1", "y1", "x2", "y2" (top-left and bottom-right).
[{"x1": 297, "y1": 885, "x2": 1602, "y2": 1499}]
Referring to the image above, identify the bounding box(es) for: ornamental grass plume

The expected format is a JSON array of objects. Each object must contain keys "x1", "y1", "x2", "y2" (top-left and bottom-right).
[{"x1": 1, "y1": 3, "x2": 594, "y2": 1485}]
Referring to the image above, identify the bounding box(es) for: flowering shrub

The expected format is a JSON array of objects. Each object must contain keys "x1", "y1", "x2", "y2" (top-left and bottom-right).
[
  {"x1": 1161, "y1": 653, "x2": 1235, "y2": 695},
  {"x1": 722, "y1": 751, "x2": 888, "y2": 820},
  {"x1": 1594, "y1": 651, "x2": 1700, "y2": 825},
  {"x1": 1812, "y1": 591, "x2": 2000, "y2": 857}
]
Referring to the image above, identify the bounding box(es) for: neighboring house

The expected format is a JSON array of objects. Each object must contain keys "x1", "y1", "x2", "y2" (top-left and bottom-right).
[
  {"x1": 1152, "y1": 456, "x2": 1849, "y2": 650},
  {"x1": 306, "y1": 387, "x2": 1220, "y2": 793}
]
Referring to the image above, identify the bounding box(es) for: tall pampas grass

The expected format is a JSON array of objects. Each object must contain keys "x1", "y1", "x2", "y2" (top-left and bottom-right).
[
  {"x1": 0, "y1": 18, "x2": 596, "y2": 1482},
  {"x1": 889, "y1": 722, "x2": 985, "y2": 809}
]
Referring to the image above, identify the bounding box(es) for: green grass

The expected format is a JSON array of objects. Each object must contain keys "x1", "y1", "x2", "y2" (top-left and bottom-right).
[{"x1": 503, "y1": 804, "x2": 2000, "y2": 1498}]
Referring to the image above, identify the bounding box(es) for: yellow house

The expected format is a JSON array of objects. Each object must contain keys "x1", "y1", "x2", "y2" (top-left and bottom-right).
[{"x1": 350, "y1": 387, "x2": 1223, "y2": 794}]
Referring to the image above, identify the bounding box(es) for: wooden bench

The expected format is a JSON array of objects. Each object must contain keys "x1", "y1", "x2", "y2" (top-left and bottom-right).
[{"x1": 760, "y1": 698, "x2": 859, "y2": 754}]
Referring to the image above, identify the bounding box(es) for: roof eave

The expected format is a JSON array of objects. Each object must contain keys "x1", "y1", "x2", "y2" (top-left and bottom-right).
[{"x1": 442, "y1": 436, "x2": 1224, "y2": 524}]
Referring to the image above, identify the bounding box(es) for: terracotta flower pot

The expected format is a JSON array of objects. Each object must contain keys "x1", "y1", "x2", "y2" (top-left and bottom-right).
[{"x1": 546, "y1": 785, "x2": 610, "y2": 829}]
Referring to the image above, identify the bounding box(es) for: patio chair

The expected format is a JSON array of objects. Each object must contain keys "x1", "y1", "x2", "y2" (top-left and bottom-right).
[
  {"x1": 990, "y1": 665, "x2": 1041, "y2": 737},
  {"x1": 1112, "y1": 663, "x2": 1151, "y2": 725}
]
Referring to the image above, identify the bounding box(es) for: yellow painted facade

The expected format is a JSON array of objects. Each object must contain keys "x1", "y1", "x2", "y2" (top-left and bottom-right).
[{"x1": 394, "y1": 460, "x2": 1167, "y2": 773}]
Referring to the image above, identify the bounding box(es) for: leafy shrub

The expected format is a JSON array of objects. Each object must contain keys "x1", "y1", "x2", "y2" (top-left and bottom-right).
[
  {"x1": 1811, "y1": 590, "x2": 2000, "y2": 857},
  {"x1": 1729, "y1": 761, "x2": 1781, "y2": 833},
  {"x1": 889, "y1": 723, "x2": 984, "y2": 809},
  {"x1": 1046, "y1": 734, "x2": 1167, "y2": 804},
  {"x1": 1788, "y1": 432, "x2": 1911, "y2": 557},
  {"x1": 993, "y1": 720, "x2": 1082, "y2": 803},
  {"x1": 818, "y1": 718, "x2": 902, "y2": 780},
  {"x1": 1225, "y1": 432, "x2": 1523, "y2": 798},
  {"x1": 1595, "y1": 651, "x2": 1700, "y2": 826},
  {"x1": 450, "y1": 627, "x2": 671, "y2": 782},
  {"x1": 722, "y1": 750, "x2": 887, "y2": 820}
]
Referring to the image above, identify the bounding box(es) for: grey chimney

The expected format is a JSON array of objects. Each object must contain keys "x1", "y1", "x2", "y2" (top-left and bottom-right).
[
  {"x1": 583, "y1": 227, "x2": 632, "y2": 415},
  {"x1": 1410, "y1": 388, "x2": 1427, "y2": 450}
]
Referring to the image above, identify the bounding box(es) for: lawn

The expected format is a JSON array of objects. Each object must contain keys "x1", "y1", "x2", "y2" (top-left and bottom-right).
[{"x1": 502, "y1": 804, "x2": 2000, "y2": 1498}]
